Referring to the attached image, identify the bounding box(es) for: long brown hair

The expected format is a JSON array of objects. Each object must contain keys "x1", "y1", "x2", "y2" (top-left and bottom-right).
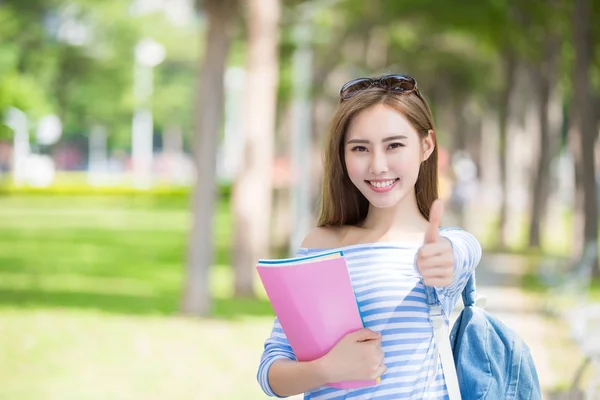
[{"x1": 317, "y1": 88, "x2": 438, "y2": 227}]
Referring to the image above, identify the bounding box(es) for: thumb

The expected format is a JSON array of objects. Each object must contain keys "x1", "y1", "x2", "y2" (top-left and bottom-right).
[
  {"x1": 350, "y1": 328, "x2": 381, "y2": 342},
  {"x1": 424, "y1": 199, "x2": 444, "y2": 244}
]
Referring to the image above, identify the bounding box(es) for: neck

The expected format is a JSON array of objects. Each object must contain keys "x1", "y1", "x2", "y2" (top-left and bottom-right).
[{"x1": 359, "y1": 189, "x2": 428, "y2": 233}]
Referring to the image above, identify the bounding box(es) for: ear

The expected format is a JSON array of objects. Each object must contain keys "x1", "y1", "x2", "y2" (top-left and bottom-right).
[{"x1": 422, "y1": 129, "x2": 435, "y2": 162}]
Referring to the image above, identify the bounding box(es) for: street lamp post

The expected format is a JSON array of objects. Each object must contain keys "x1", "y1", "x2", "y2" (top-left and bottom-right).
[
  {"x1": 131, "y1": 38, "x2": 165, "y2": 188},
  {"x1": 4, "y1": 107, "x2": 29, "y2": 187}
]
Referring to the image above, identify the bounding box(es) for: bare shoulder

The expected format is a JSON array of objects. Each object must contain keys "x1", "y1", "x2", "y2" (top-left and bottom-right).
[{"x1": 300, "y1": 226, "x2": 345, "y2": 249}]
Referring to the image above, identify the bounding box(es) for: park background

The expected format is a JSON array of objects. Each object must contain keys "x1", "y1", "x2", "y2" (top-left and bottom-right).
[{"x1": 0, "y1": 0, "x2": 599, "y2": 399}]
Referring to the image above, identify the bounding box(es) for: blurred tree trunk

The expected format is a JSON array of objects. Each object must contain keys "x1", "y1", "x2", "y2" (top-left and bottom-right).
[
  {"x1": 271, "y1": 103, "x2": 294, "y2": 254},
  {"x1": 181, "y1": 0, "x2": 239, "y2": 316},
  {"x1": 438, "y1": 89, "x2": 468, "y2": 226},
  {"x1": 595, "y1": 93, "x2": 600, "y2": 133},
  {"x1": 570, "y1": 0, "x2": 599, "y2": 275},
  {"x1": 595, "y1": 94, "x2": 600, "y2": 128},
  {"x1": 453, "y1": 100, "x2": 469, "y2": 228},
  {"x1": 452, "y1": 101, "x2": 468, "y2": 153},
  {"x1": 528, "y1": 35, "x2": 560, "y2": 248},
  {"x1": 497, "y1": 50, "x2": 517, "y2": 249},
  {"x1": 232, "y1": 0, "x2": 281, "y2": 297}
]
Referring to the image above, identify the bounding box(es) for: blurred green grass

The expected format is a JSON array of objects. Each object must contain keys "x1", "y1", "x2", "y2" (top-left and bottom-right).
[
  {"x1": 0, "y1": 194, "x2": 277, "y2": 400},
  {"x1": 0, "y1": 194, "x2": 274, "y2": 316}
]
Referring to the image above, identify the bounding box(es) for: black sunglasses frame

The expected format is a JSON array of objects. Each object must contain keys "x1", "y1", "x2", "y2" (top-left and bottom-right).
[{"x1": 339, "y1": 74, "x2": 420, "y2": 102}]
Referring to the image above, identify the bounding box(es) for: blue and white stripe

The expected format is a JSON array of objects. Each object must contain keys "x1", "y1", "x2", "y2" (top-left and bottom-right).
[{"x1": 257, "y1": 228, "x2": 482, "y2": 399}]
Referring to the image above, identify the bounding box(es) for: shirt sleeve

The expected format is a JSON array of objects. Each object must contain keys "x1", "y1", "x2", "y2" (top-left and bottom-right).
[
  {"x1": 256, "y1": 316, "x2": 297, "y2": 397},
  {"x1": 436, "y1": 227, "x2": 482, "y2": 317}
]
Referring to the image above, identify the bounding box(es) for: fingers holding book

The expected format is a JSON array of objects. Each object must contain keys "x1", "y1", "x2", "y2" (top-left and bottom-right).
[{"x1": 317, "y1": 328, "x2": 386, "y2": 384}]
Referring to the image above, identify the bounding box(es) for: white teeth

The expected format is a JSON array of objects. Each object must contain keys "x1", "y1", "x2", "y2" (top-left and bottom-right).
[{"x1": 370, "y1": 179, "x2": 396, "y2": 188}]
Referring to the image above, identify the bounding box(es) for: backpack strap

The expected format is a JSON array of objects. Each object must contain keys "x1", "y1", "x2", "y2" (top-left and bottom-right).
[
  {"x1": 425, "y1": 273, "x2": 479, "y2": 310},
  {"x1": 424, "y1": 287, "x2": 462, "y2": 400},
  {"x1": 462, "y1": 274, "x2": 487, "y2": 309},
  {"x1": 462, "y1": 274, "x2": 477, "y2": 307}
]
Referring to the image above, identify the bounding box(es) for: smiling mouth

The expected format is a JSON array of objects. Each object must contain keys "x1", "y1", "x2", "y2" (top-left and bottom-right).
[{"x1": 366, "y1": 178, "x2": 400, "y2": 188}]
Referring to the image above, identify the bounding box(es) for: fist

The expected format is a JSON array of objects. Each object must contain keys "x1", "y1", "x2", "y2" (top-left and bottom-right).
[
  {"x1": 320, "y1": 328, "x2": 386, "y2": 383},
  {"x1": 416, "y1": 199, "x2": 454, "y2": 287}
]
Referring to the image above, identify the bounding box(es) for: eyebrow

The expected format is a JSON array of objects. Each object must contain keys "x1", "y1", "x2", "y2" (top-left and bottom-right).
[{"x1": 347, "y1": 135, "x2": 408, "y2": 144}]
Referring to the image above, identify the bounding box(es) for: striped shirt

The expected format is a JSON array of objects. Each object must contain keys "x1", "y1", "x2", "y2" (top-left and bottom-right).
[{"x1": 257, "y1": 227, "x2": 482, "y2": 399}]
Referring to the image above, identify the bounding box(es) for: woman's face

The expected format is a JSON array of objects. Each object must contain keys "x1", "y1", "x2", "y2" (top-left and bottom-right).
[{"x1": 344, "y1": 103, "x2": 434, "y2": 209}]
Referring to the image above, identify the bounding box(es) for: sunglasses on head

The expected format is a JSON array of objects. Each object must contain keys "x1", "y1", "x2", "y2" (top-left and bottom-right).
[{"x1": 339, "y1": 74, "x2": 420, "y2": 102}]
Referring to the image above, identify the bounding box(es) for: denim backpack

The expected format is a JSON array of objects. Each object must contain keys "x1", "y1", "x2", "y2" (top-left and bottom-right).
[{"x1": 425, "y1": 275, "x2": 542, "y2": 400}]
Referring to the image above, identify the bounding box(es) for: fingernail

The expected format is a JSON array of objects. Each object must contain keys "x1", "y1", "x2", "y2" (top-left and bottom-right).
[{"x1": 376, "y1": 377, "x2": 381, "y2": 383}]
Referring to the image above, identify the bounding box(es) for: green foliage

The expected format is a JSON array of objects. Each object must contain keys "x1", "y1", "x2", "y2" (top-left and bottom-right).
[
  {"x1": 0, "y1": 0, "x2": 201, "y2": 148},
  {"x1": 0, "y1": 0, "x2": 597, "y2": 152},
  {"x1": 0, "y1": 71, "x2": 53, "y2": 117},
  {"x1": 0, "y1": 124, "x2": 11, "y2": 140},
  {"x1": 303, "y1": 0, "x2": 599, "y2": 113}
]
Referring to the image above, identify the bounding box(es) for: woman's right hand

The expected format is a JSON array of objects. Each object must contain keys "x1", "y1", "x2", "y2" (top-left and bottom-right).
[{"x1": 318, "y1": 328, "x2": 386, "y2": 383}]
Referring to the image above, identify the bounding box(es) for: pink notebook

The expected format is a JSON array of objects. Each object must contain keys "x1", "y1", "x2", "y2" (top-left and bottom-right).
[{"x1": 257, "y1": 250, "x2": 378, "y2": 389}]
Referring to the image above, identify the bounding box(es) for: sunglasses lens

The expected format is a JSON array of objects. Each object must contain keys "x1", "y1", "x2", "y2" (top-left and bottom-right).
[
  {"x1": 340, "y1": 78, "x2": 373, "y2": 99},
  {"x1": 383, "y1": 75, "x2": 416, "y2": 92}
]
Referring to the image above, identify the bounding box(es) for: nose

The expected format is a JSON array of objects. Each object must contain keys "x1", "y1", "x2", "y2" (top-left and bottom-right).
[{"x1": 369, "y1": 152, "x2": 388, "y2": 175}]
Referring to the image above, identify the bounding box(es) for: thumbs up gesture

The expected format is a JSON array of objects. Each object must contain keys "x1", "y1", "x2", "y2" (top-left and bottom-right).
[{"x1": 416, "y1": 199, "x2": 454, "y2": 287}]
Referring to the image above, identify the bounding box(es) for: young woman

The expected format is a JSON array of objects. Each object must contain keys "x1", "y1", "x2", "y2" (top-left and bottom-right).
[{"x1": 257, "y1": 74, "x2": 482, "y2": 399}]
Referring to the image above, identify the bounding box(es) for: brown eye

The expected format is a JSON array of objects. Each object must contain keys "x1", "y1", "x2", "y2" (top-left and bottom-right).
[{"x1": 352, "y1": 146, "x2": 367, "y2": 152}]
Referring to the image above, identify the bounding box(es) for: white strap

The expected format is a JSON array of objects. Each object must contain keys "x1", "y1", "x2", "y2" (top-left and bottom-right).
[{"x1": 429, "y1": 306, "x2": 462, "y2": 400}]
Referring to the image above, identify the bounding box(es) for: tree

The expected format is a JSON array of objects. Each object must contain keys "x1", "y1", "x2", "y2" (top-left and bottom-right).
[
  {"x1": 569, "y1": 0, "x2": 598, "y2": 275},
  {"x1": 231, "y1": 0, "x2": 281, "y2": 297},
  {"x1": 181, "y1": 0, "x2": 240, "y2": 316},
  {"x1": 528, "y1": 33, "x2": 561, "y2": 249}
]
